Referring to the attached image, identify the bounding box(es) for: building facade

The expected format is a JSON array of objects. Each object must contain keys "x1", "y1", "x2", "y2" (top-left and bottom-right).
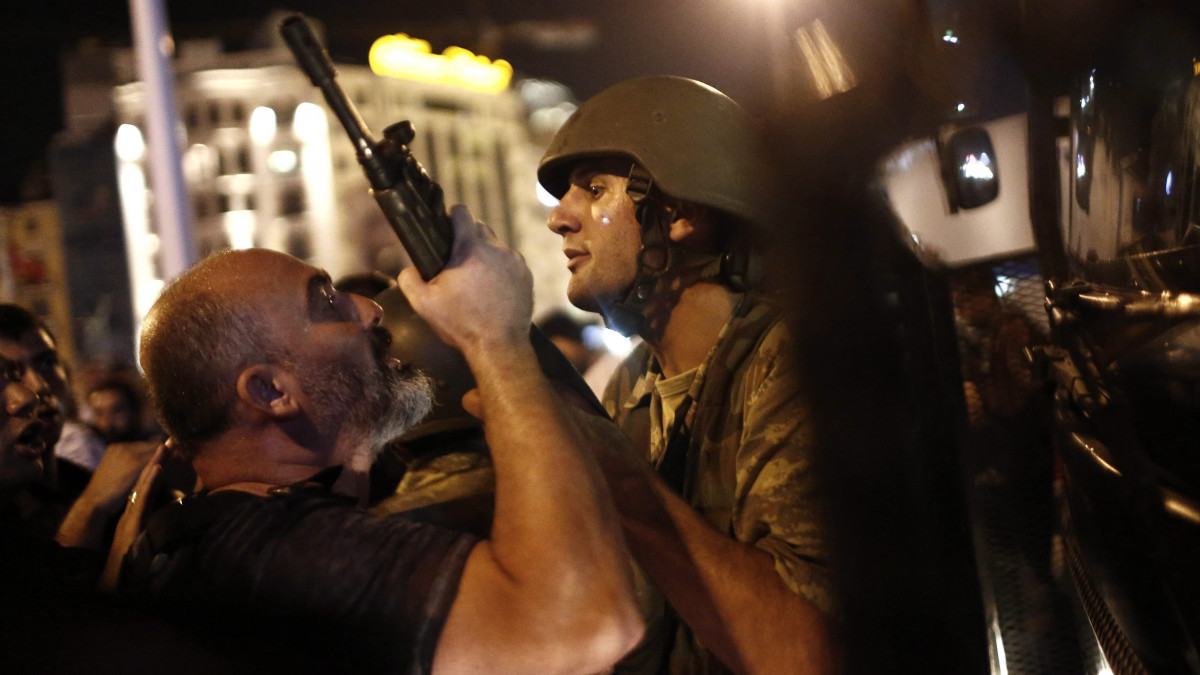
[{"x1": 56, "y1": 25, "x2": 576, "y2": 362}]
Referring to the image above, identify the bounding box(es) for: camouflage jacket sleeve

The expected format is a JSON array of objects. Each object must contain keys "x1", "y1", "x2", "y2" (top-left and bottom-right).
[{"x1": 722, "y1": 316, "x2": 833, "y2": 614}]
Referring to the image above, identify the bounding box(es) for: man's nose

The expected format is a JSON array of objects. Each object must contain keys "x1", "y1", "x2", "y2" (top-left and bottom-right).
[
  {"x1": 5, "y1": 381, "x2": 39, "y2": 417},
  {"x1": 547, "y1": 189, "x2": 581, "y2": 236},
  {"x1": 350, "y1": 293, "x2": 383, "y2": 330},
  {"x1": 19, "y1": 365, "x2": 51, "y2": 398}
]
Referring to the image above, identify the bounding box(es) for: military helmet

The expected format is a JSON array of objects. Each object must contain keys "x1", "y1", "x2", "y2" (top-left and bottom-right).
[
  {"x1": 538, "y1": 76, "x2": 772, "y2": 230},
  {"x1": 374, "y1": 287, "x2": 480, "y2": 441}
]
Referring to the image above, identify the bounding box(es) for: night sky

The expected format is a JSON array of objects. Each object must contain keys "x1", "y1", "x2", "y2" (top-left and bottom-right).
[{"x1": 0, "y1": 0, "x2": 777, "y2": 202}]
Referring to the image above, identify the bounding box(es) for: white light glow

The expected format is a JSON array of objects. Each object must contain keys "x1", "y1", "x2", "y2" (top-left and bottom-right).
[
  {"x1": 223, "y1": 211, "x2": 256, "y2": 250},
  {"x1": 250, "y1": 106, "x2": 277, "y2": 144},
  {"x1": 115, "y1": 124, "x2": 146, "y2": 162},
  {"x1": 1076, "y1": 154, "x2": 1087, "y2": 179},
  {"x1": 994, "y1": 275, "x2": 1016, "y2": 297},
  {"x1": 115, "y1": 162, "x2": 163, "y2": 323},
  {"x1": 592, "y1": 326, "x2": 634, "y2": 357},
  {"x1": 536, "y1": 181, "x2": 559, "y2": 208},
  {"x1": 293, "y1": 102, "x2": 327, "y2": 142},
  {"x1": 182, "y1": 144, "x2": 214, "y2": 183},
  {"x1": 960, "y1": 153, "x2": 994, "y2": 180},
  {"x1": 1166, "y1": 170, "x2": 1174, "y2": 195},
  {"x1": 956, "y1": 103, "x2": 966, "y2": 112},
  {"x1": 268, "y1": 149, "x2": 299, "y2": 174},
  {"x1": 942, "y1": 31, "x2": 959, "y2": 44},
  {"x1": 529, "y1": 103, "x2": 577, "y2": 134},
  {"x1": 298, "y1": 108, "x2": 341, "y2": 272}
]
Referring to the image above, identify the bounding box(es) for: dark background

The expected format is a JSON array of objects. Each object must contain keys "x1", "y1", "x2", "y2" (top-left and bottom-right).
[{"x1": 0, "y1": 0, "x2": 779, "y2": 203}]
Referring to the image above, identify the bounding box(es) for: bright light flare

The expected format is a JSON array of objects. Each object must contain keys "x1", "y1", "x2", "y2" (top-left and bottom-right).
[
  {"x1": 293, "y1": 102, "x2": 327, "y2": 142},
  {"x1": 960, "y1": 153, "x2": 994, "y2": 181},
  {"x1": 536, "y1": 181, "x2": 559, "y2": 208},
  {"x1": 250, "y1": 106, "x2": 277, "y2": 144},
  {"x1": 115, "y1": 124, "x2": 146, "y2": 162},
  {"x1": 268, "y1": 149, "x2": 298, "y2": 174}
]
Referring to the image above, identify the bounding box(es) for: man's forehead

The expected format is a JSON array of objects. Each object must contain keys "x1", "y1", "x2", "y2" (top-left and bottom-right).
[{"x1": 0, "y1": 336, "x2": 32, "y2": 362}]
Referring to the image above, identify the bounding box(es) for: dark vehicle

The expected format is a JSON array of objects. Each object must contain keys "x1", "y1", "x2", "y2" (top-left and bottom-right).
[{"x1": 767, "y1": 0, "x2": 1200, "y2": 673}]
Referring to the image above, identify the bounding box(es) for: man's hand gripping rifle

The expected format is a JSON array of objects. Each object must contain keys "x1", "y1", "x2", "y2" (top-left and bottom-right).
[{"x1": 280, "y1": 15, "x2": 606, "y2": 415}]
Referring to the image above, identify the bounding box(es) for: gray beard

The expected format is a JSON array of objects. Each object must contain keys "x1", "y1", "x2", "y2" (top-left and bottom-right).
[
  {"x1": 358, "y1": 363, "x2": 434, "y2": 459},
  {"x1": 292, "y1": 355, "x2": 434, "y2": 466}
]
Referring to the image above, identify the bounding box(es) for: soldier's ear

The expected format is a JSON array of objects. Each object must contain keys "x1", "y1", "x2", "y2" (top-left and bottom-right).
[
  {"x1": 666, "y1": 202, "x2": 713, "y2": 247},
  {"x1": 236, "y1": 364, "x2": 301, "y2": 420}
]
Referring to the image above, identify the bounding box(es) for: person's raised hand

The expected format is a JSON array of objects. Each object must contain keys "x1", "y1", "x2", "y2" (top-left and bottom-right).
[
  {"x1": 81, "y1": 440, "x2": 161, "y2": 513},
  {"x1": 98, "y1": 444, "x2": 164, "y2": 592},
  {"x1": 398, "y1": 205, "x2": 532, "y2": 358}
]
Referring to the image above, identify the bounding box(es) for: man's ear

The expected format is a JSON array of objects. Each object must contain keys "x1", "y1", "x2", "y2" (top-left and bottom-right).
[
  {"x1": 236, "y1": 365, "x2": 301, "y2": 419},
  {"x1": 666, "y1": 202, "x2": 709, "y2": 245}
]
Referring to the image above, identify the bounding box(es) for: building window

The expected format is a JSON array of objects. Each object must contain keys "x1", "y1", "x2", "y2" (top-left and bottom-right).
[
  {"x1": 280, "y1": 187, "x2": 305, "y2": 215},
  {"x1": 286, "y1": 228, "x2": 311, "y2": 260}
]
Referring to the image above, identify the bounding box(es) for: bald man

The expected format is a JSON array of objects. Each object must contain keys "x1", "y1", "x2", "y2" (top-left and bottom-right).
[{"x1": 122, "y1": 207, "x2": 642, "y2": 674}]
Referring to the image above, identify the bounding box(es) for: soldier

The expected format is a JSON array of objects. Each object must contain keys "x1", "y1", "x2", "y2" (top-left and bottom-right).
[{"x1": 541, "y1": 76, "x2": 835, "y2": 673}]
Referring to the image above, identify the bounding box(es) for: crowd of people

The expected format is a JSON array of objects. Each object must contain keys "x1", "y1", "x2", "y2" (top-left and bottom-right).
[{"x1": 0, "y1": 75, "x2": 835, "y2": 674}]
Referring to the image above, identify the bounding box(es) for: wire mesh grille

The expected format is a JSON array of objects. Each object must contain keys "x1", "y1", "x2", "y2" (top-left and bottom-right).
[{"x1": 949, "y1": 254, "x2": 1087, "y2": 675}]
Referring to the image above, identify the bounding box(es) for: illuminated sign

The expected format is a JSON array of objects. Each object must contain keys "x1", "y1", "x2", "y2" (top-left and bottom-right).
[{"x1": 369, "y1": 34, "x2": 513, "y2": 93}]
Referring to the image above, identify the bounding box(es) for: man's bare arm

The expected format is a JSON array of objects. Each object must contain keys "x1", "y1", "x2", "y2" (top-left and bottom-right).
[
  {"x1": 399, "y1": 205, "x2": 643, "y2": 674},
  {"x1": 628, "y1": 475, "x2": 835, "y2": 674}
]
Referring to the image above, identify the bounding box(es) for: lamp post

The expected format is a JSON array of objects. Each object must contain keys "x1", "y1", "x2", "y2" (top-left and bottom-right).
[{"x1": 127, "y1": 0, "x2": 194, "y2": 281}]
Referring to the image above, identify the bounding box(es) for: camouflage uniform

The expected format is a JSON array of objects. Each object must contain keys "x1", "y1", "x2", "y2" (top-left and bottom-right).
[
  {"x1": 371, "y1": 432, "x2": 495, "y2": 539},
  {"x1": 604, "y1": 293, "x2": 832, "y2": 674}
]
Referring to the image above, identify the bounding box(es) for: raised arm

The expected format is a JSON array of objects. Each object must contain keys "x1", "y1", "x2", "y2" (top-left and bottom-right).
[
  {"x1": 399, "y1": 205, "x2": 643, "y2": 674},
  {"x1": 55, "y1": 441, "x2": 162, "y2": 551}
]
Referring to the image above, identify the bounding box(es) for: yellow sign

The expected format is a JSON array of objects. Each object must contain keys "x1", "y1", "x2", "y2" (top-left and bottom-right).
[{"x1": 369, "y1": 34, "x2": 513, "y2": 93}]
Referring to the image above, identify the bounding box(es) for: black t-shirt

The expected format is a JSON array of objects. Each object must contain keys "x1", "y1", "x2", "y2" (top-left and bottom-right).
[{"x1": 123, "y1": 471, "x2": 479, "y2": 674}]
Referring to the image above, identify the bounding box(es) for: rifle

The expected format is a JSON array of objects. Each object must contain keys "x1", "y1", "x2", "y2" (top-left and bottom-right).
[{"x1": 279, "y1": 15, "x2": 606, "y2": 415}]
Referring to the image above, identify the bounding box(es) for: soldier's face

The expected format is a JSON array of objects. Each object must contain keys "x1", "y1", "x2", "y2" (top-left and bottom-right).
[{"x1": 547, "y1": 159, "x2": 643, "y2": 314}]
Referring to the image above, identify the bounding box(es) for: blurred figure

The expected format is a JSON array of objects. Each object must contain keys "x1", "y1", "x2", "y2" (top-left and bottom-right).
[
  {"x1": 536, "y1": 309, "x2": 627, "y2": 398},
  {"x1": 0, "y1": 304, "x2": 86, "y2": 531},
  {"x1": 0, "y1": 304, "x2": 106, "y2": 484},
  {"x1": 537, "y1": 310, "x2": 600, "y2": 374},
  {"x1": 0, "y1": 335, "x2": 172, "y2": 671},
  {"x1": 541, "y1": 76, "x2": 833, "y2": 673},
  {"x1": 85, "y1": 374, "x2": 153, "y2": 444}
]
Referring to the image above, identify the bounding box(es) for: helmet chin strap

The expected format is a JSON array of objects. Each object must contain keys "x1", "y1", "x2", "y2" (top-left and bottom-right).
[{"x1": 603, "y1": 165, "x2": 670, "y2": 337}]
